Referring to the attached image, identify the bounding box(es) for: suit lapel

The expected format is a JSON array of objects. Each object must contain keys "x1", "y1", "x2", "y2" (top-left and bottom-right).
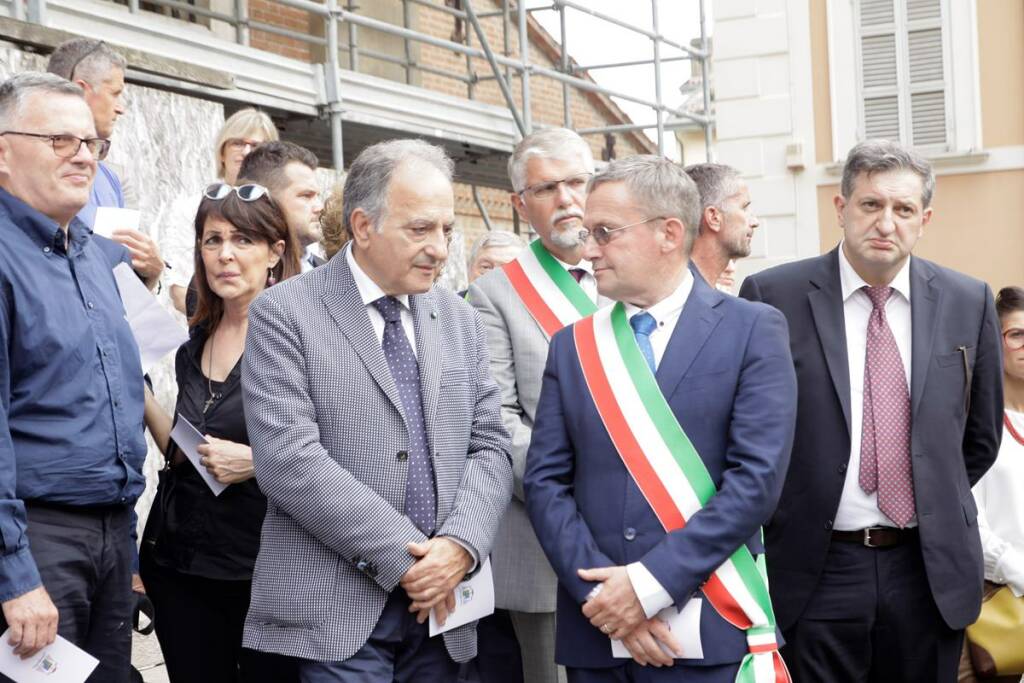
[
  {"x1": 320, "y1": 250, "x2": 408, "y2": 424},
  {"x1": 909, "y1": 258, "x2": 940, "y2": 420},
  {"x1": 808, "y1": 249, "x2": 852, "y2": 435},
  {"x1": 658, "y1": 275, "x2": 724, "y2": 401},
  {"x1": 410, "y1": 292, "x2": 442, "y2": 448}
]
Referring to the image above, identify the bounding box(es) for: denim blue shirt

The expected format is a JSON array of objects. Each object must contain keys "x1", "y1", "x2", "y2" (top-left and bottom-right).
[
  {"x1": 76, "y1": 161, "x2": 125, "y2": 228},
  {"x1": 0, "y1": 187, "x2": 146, "y2": 601}
]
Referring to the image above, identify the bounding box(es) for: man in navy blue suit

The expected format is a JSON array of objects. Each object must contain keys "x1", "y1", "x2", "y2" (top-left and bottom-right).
[{"x1": 524, "y1": 155, "x2": 798, "y2": 682}]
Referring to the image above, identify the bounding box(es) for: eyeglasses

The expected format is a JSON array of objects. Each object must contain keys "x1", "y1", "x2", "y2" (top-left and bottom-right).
[
  {"x1": 204, "y1": 183, "x2": 269, "y2": 202},
  {"x1": 224, "y1": 138, "x2": 264, "y2": 153},
  {"x1": 0, "y1": 131, "x2": 110, "y2": 159},
  {"x1": 1004, "y1": 328, "x2": 1024, "y2": 351},
  {"x1": 580, "y1": 216, "x2": 667, "y2": 246},
  {"x1": 517, "y1": 172, "x2": 592, "y2": 200},
  {"x1": 69, "y1": 40, "x2": 105, "y2": 82}
]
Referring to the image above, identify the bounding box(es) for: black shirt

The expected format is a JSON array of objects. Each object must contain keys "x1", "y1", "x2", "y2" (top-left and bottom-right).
[{"x1": 143, "y1": 328, "x2": 266, "y2": 581}]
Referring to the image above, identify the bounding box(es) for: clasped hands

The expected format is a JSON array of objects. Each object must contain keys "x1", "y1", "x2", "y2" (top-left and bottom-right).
[
  {"x1": 400, "y1": 537, "x2": 473, "y2": 627},
  {"x1": 579, "y1": 565, "x2": 682, "y2": 668}
]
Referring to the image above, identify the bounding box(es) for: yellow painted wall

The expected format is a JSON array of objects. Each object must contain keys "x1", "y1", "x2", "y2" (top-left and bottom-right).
[
  {"x1": 817, "y1": 170, "x2": 1024, "y2": 292},
  {"x1": 978, "y1": 0, "x2": 1024, "y2": 147},
  {"x1": 810, "y1": 0, "x2": 833, "y2": 163}
]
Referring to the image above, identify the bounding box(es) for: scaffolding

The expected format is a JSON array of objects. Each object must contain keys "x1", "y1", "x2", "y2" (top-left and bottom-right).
[{"x1": 11, "y1": 0, "x2": 713, "y2": 174}]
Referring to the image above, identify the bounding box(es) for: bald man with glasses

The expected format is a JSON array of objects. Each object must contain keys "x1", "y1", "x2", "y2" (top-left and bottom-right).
[{"x1": 0, "y1": 73, "x2": 147, "y2": 682}]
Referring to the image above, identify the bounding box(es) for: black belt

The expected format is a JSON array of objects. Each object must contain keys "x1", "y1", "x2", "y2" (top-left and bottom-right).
[
  {"x1": 832, "y1": 526, "x2": 918, "y2": 548},
  {"x1": 24, "y1": 500, "x2": 130, "y2": 517}
]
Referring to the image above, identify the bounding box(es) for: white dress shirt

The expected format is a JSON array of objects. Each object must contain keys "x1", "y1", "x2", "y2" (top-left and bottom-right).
[
  {"x1": 301, "y1": 244, "x2": 324, "y2": 273},
  {"x1": 346, "y1": 246, "x2": 417, "y2": 356},
  {"x1": 614, "y1": 269, "x2": 696, "y2": 619},
  {"x1": 834, "y1": 243, "x2": 915, "y2": 530},
  {"x1": 973, "y1": 409, "x2": 1024, "y2": 596}
]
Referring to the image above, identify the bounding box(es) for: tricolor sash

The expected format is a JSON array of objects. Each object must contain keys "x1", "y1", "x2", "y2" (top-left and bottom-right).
[
  {"x1": 503, "y1": 239, "x2": 597, "y2": 336},
  {"x1": 573, "y1": 303, "x2": 791, "y2": 683}
]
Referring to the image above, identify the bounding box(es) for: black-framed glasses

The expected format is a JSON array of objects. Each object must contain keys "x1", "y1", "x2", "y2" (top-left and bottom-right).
[
  {"x1": 518, "y1": 172, "x2": 592, "y2": 200},
  {"x1": 580, "y1": 216, "x2": 667, "y2": 246},
  {"x1": 0, "y1": 131, "x2": 110, "y2": 159},
  {"x1": 204, "y1": 183, "x2": 269, "y2": 202},
  {"x1": 69, "y1": 40, "x2": 106, "y2": 81},
  {"x1": 1004, "y1": 327, "x2": 1024, "y2": 351}
]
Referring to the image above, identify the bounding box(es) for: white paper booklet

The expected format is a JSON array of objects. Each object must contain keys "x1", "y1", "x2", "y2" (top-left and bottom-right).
[
  {"x1": 112, "y1": 262, "x2": 189, "y2": 373},
  {"x1": 611, "y1": 597, "x2": 704, "y2": 660},
  {"x1": 0, "y1": 631, "x2": 99, "y2": 683},
  {"x1": 92, "y1": 207, "x2": 140, "y2": 239},
  {"x1": 170, "y1": 415, "x2": 228, "y2": 496},
  {"x1": 429, "y1": 558, "x2": 495, "y2": 637}
]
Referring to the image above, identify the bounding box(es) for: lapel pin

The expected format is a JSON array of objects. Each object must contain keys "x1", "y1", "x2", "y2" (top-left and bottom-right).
[{"x1": 430, "y1": 310, "x2": 438, "y2": 319}]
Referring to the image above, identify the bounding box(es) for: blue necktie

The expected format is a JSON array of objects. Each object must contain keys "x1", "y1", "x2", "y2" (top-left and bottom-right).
[
  {"x1": 630, "y1": 311, "x2": 658, "y2": 374},
  {"x1": 372, "y1": 296, "x2": 436, "y2": 535}
]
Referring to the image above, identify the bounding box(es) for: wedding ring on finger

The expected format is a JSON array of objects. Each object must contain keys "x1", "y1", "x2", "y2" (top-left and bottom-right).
[{"x1": 600, "y1": 624, "x2": 612, "y2": 634}]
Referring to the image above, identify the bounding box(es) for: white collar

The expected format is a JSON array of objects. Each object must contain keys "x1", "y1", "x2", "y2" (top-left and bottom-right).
[
  {"x1": 345, "y1": 244, "x2": 412, "y2": 311},
  {"x1": 623, "y1": 267, "x2": 695, "y2": 323},
  {"x1": 551, "y1": 253, "x2": 594, "y2": 276},
  {"x1": 838, "y1": 241, "x2": 912, "y2": 304}
]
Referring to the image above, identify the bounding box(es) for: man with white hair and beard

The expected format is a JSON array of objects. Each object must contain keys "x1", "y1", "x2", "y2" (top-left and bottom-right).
[{"x1": 468, "y1": 128, "x2": 606, "y2": 683}]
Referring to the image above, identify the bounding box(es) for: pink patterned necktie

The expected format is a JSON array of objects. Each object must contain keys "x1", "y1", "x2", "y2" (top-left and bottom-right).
[{"x1": 858, "y1": 285, "x2": 915, "y2": 527}]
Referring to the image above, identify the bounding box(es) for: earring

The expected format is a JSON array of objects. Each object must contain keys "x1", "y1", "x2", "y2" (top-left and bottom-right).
[{"x1": 266, "y1": 268, "x2": 277, "y2": 286}]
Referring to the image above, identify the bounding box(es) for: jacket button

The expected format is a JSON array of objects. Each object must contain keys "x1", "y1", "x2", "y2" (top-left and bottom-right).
[
  {"x1": 397, "y1": 450, "x2": 408, "y2": 462},
  {"x1": 624, "y1": 527, "x2": 637, "y2": 541},
  {"x1": 838, "y1": 463, "x2": 847, "y2": 474},
  {"x1": 356, "y1": 559, "x2": 368, "y2": 571},
  {"x1": 824, "y1": 519, "x2": 833, "y2": 530}
]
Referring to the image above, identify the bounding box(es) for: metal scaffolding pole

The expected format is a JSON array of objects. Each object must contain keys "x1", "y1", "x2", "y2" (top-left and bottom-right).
[
  {"x1": 518, "y1": 0, "x2": 531, "y2": 135},
  {"x1": 699, "y1": 0, "x2": 713, "y2": 160},
  {"x1": 325, "y1": 0, "x2": 344, "y2": 171},
  {"x1": 346, "y1": 0, "x2": 358, "y2": 71},
  {"x1": 651, "y1": 0, "x2": 664, "y2": 154},
  {"x1": 472, "y1": 186, "x2": 495, "y2": 231},
  {"x1": 559, "y1": 2, "x2": 571, "y2": 128},
  {"x1": 464, "y1": 0, "x2": 526, "y2": 137}
]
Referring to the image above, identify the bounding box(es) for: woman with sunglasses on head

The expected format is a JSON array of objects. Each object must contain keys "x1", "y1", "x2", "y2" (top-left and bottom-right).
[
  {"x1": 164, "y1": 108, "x2": 279, "y2": 316},
  {"x1": 139, "y1": 184, "x2": 300, "y2": 683},
  {"x1": 959, "y1": 285, "x2": 1024, "y2": 683}
]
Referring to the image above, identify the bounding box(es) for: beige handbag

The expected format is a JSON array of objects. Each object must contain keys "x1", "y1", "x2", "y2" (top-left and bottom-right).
[{"x1": 966, "y1": 582, "x2": 1024, "y2": 678}]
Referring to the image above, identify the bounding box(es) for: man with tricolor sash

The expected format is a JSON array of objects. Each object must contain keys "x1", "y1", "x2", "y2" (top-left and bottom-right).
[
  {"x1": 468, "y1": 128, "x2": 602, "y2": 683},
  {"x1": 524, "y1": 155, "x2": 798, "y2": 683}
]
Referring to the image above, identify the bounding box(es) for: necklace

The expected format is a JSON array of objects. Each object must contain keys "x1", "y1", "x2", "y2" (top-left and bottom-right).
[
  {"x1": 1006, "y1": 411, "x2": 1024, "y2": 447},
  {"x1": 203, "y1": 328, "x2": 221, "y2": 414}
]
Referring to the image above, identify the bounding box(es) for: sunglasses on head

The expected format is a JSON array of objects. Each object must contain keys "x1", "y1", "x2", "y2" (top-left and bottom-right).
[{"x1": 204, "y1": 183, "x2": 269, "y2": 202}]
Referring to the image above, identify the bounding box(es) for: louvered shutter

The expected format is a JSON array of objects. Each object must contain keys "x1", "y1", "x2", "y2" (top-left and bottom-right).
[{"x1": 856, "y1": 0, "x2": 948, "y2": 149}]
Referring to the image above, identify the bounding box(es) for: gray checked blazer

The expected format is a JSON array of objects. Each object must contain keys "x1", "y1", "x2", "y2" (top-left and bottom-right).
[
  {"x1": 468, "y1": 266, "x2": 607, "y2": 613},
  {"x1": 241, "y1": 246, "x2": 513, "y2": 663}
]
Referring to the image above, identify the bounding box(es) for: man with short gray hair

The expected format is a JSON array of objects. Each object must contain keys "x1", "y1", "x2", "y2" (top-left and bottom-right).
[
  {"x1": 685, "y1": 162, "x2": 759, "y2": 288},
  {"x1": 0, "y1": 72, "x2": 146, "y2": 680},
  {"x1": 48, "y1": 38, "x2": 165, "y2": 291},
  {"x1": 740, "y1": 139, "x2": 1003, "y2": 681},
  {"x1": 469, "y1": 127, "x2": 602, "y2": 683},
  {"x1": 467, "y1": 230, "x2": 524, "y2": 284},
  {"x1": 525, "y1": 154, "x2": 797, "y2": 681},
  {"x1": 242, "y1": 138, "x2": 512, "y2": 681}
]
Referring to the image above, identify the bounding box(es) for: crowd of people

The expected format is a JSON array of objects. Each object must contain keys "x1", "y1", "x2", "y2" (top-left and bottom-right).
[{"x1": 0, "y1": 37, "x2": 1020, "y2": 683}]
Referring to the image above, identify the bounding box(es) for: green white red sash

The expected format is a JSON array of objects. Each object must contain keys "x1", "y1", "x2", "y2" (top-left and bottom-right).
[
  {"x1": 502, "y1": 239, "x2": 597, "y2": 336},
  {"x1": 573, "y1": 303, "x2": 790, "y2": 683}
]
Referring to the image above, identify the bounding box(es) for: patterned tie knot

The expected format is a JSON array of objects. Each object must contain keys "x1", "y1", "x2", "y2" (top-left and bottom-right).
[
  {"x1": 373, "y1": 296, "x2": 403, "y2": 323},
  {"x1": 630, "y1": 311, "x2": 657, "y2": 337},
  {"x1": 863, "y1": 286, "x2": 893, "y2": 312}
]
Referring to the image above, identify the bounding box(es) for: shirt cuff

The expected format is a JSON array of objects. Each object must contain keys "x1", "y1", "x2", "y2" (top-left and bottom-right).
[
  {"x1": 443, "y1": 536, "x2": 479, "y2": 574},
  {"x1": 626, "y1": 562, "x2": 673, "y2": 619},
  {"x1": 0, "y1": 546, "x2": 42, "y2": 603}
]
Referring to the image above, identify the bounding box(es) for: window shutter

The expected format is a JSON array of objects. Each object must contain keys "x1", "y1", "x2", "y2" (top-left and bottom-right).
[{"x1": 856, "y1": 0, "x2": 948, "y2": 149}]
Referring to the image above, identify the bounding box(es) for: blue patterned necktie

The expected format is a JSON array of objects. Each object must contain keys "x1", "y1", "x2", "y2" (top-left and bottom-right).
[
  {"x1": 630, "y1": 311, "x2": 658, "y2": 374},
  {"x1": 372, "y1": 296, "x2": 436, "y2": 535}
]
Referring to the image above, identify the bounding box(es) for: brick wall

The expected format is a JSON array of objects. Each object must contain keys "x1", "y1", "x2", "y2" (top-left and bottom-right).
[{"x1": 248, "y1": 0, "x2": 316, "y2": 62}]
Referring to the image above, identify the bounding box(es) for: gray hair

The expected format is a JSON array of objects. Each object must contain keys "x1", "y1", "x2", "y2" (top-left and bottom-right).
[
  {"x1": 0, "y1": 72, "x2": 84, "y2": 129},
  {"x1": 342, "y1": 138, "x2": 454, "y2": 234},
  {"x1": 684, "y1": 163, "x2": 742, "y2": 231},
  {"x1": 47, "y1": 39, "x2": 127, "y2": 86},
  {"x1": 469, "y1": 230, "x2": 525, "y2": 266},
  {"x1": 841, "y1": 139, "x2": 935, "y2": 208},
  {"x1": 589, "y1": 155, "x2": 702, "y2": 252},
  {"x1": 507, "y1": 127, "x2": 594, "y2": 192}
]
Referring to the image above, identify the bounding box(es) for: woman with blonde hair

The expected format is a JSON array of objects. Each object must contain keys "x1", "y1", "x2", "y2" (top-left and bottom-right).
[{"x1": 164, "y1": 108, "x2": 279, "y2": 314}]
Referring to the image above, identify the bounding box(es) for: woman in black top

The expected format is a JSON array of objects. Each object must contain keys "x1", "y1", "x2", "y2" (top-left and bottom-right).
[{"x1": 140, "y1": 183, "x2": 300, "y2": 683}]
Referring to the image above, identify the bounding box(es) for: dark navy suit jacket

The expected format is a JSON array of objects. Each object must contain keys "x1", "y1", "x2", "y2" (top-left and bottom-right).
[
  {"x1": 740, "y1": 248, "x2": 1003, "y2": 631},
  {"x1": 524, "y1": 272, "x2": 798, "y2": 668}
]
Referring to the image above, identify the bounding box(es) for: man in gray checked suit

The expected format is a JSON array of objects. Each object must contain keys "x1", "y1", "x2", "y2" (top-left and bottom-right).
[
  {"x1": 468, "y1": 128, "x2": 603, "y2": 683},
  {"x1": 242, "y1": 138, "x2": 513, "y2": 682}
]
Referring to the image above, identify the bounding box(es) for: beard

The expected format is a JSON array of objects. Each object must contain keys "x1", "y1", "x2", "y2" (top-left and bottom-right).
[
  {"x1": 725, "y1": 231, "x2": 752, "y2": 259},
  {"x1": 548, "y1": 209, "x2": 585, "y2": 249}
]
